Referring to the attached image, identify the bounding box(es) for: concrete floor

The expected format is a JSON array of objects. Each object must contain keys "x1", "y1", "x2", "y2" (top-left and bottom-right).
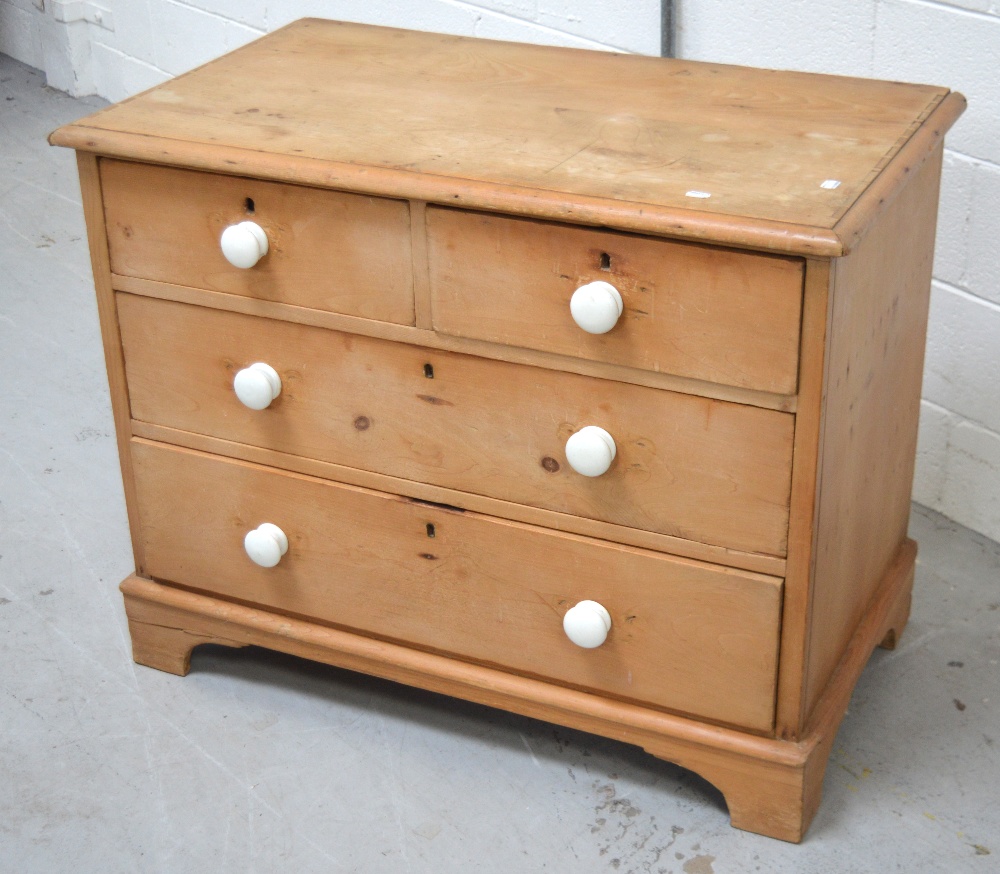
[{"x1": 2, "y1": 53, "x2": 998, "y2": 873}]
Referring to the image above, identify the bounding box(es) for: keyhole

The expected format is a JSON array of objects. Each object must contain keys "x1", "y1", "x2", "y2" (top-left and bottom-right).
[
  {"x1": 426, "y1": 523, "x2": 436, "y2": 538},
  {"x1": 423, "y1": 363, "x2": 434, "y2": 379},
  {"x1": 599, "y1": 252, "x2": 611, "y2": 271},
  {"x1": 244, "y1": 197, "x2": 255, "y2": 213}
]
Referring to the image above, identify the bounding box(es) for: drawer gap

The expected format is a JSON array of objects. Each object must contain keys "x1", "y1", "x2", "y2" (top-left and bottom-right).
[{"x1": 404, "y1": 495, "x2": 467, "y2": 514}]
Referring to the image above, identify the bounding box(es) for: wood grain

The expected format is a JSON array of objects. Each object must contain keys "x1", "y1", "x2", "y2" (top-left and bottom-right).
[
  {"x1": 101, "y1": 159, "x2": 415, "y2": 324},
  {"x1": 126, "y1": 617, "x2": 246, "y2": 676},
  {"x1": 802, "y1": 145, "x2": 943, "y2": 719},
  {"x1": 129, "y1": 420, "x2": 788, "y2": 577},
  {"x1": 130, "y1": 439, "x2": 784, "y2": 731},
  {"x1": 428, "y1": 207, "x2": 804, "y2": 393},
  {"x1": 117, "y1": 292, "x2": 796, "y2": 556},
  {"x1": 76, "y1": 153, "x2": 147, "y2": 571},
  {"x1": 800, "y1": 539, "x2": 916, "y2": 769},
  {"x1": 50, "y1": 19, "x2": 958, "y2": 253},
  {"x1": 409, "y1": 200, "x2": 433, "y2": 329},
  {"x1": 111, "y1": 273, "x2": 798, "y2": 412},
  {"x1": 53, "y1": 19, "x2": 963, "y2": 842},
  {"x1": 774, "y1": 258, "x2": 833, "y2": 738},
  {"x1": 119, "y1": 539, "x2": 915, "y2": 842},
  {"x1": 57, "y1": 131, "x2": 848, "y2": 257},
  {"x1": 833, "y1": 91, "x2": 967, "y2": 254},
  {"x1": 121, "y1": 574, "x2": 803, "y2": 838}
]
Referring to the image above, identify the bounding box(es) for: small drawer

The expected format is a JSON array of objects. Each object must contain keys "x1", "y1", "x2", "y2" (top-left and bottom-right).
[
  {"x1": 131, "y1": 440, "x2": 784, "y2": 731},
  {"x1": 427, "y1": 207, "x2": 804, "y2": 394},
  {"x1": 100, "y1": 159, "x2": 415, "y2": 324},
  {"x1": 118, "y1": 293, "x2": 796, "y2": 557}
]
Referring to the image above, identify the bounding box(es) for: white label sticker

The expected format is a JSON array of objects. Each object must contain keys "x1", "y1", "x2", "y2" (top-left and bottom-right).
[
  {"x1": 820, "y1": 179, "x2": 842, "y2": 190},
  {"x1": 685, "y1": 190, "x2": 712, "y2": 199}
]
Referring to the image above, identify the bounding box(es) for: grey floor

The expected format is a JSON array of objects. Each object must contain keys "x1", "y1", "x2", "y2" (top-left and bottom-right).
[{"x1": 2, "y1": 53, "x2": 998, "y2": 873}]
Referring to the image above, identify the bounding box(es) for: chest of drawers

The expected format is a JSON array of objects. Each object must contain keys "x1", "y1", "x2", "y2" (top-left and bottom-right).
[{"x1": 51, "y1": 19, "x2": 964, "y2": 842}]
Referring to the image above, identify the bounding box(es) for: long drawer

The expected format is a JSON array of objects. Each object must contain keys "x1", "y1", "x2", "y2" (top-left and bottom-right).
[
  {"x1": 131, "y1": 439, "x2": 784, "y2": 731},
  {"x1": 118, "y1": 293, "x2": 795, "y2": 556},
  {"x1": 427, "y1": 207, "x2": 804, "y2": 394},
  {"x1": 100, "y1": 159, "x2": 415, "y2": 324}
]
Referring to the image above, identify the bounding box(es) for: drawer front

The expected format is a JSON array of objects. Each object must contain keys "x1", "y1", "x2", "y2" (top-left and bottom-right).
[
  {"x1": 427, "y1": 208, "x2": 803, "y2": 394},
  {"x1": 132, "y1": 440, "x2": 783, "y2": 731},
  {"x1": 101, "y1": 160, "x2": 415, "y2": 324},
  {"x1": 119, "y1": 293, "x2": 795, "y2": 556}
]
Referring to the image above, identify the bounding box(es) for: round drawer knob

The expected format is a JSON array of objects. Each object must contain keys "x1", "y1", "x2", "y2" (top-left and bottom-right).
[
  {"x1": 233, "y1": 362, "x2": 281, "y2": 410},
  {"x1": 570, "y1": 281, "x2": 623, "y2": 334},
  {"x1": 220, "y1": 220, "x2": 269, "y2": 268},
  {"x1": 244, "y1": 522, "x2": 288, "y2": 568},
  {"x1": 565, "y1": 425, "x2": 617, "y2": 477},
  {"x1": 563, "y1": 600, "x2": 612, "y2": 648}
]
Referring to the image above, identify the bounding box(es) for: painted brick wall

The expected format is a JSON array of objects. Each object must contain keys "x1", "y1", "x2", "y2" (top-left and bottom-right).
[
  {"x1": 0, "y1": 0, "x2": 661, "y2": 100},
  {"x1": 2, "y1": 1, "x2": 997, "y2": 542},
  {"x1": 678, "y1": 0, "x2": 1000, "y2": 543}
]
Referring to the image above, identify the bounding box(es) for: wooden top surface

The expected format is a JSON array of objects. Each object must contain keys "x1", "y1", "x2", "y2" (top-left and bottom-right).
[{"x1": 51, "y1": 19, "x2": 963, "y2": 255}]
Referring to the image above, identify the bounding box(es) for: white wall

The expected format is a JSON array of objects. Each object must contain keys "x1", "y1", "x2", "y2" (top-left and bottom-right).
[
  {"x1": 679, "y1": 0, "x2": 1000, "y2": 543},
  {"x1": 3, "y1": 0, "x2": 997, "y2": 542}
]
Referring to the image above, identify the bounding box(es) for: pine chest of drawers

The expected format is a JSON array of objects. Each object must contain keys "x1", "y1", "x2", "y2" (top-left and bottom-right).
[{"x1": 51, "y1": 19, "x2": 964, "y2": 841}]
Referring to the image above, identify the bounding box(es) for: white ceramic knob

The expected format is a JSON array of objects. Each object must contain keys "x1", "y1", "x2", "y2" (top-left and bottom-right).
[
  {"x1": 233, "y1": 362, "x2": 281, "y2": 410},
  {"x1": 563, "y1": 600, "x2": 612, "y2": 648},
  {"x1": 220, "y1": 220, "x2": 269, "y2": 268},
  {"x1": 565, "y1": 425, "x2": 617, "y2": 477},
  {"x1": 244, "y1": 523, "x2": 288, "y2": 568},
  {"x1": 570, "y1": 281, "x2": 623, "y2": 334}
]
